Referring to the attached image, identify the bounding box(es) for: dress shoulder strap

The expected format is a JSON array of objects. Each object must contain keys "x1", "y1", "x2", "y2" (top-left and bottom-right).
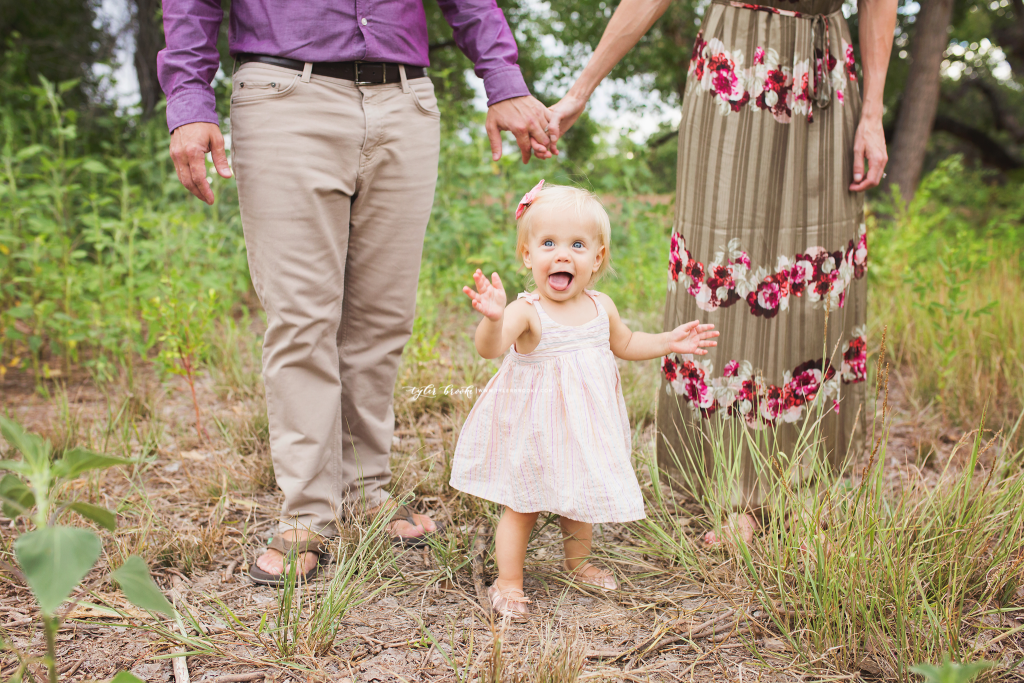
[{"x1": 584, "y1": 290, "x2": 607, "y2": 317}]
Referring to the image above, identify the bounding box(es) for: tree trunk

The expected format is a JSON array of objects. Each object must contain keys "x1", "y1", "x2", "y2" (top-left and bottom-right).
[
  {"x1": 132, "y1": 0, "x2": 165, "y2": 119},
  {"x1": 883, "y1": 0, "x2": 956, "y2": 203}
]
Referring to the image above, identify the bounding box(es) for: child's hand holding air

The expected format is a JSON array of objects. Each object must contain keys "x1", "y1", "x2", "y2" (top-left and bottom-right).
[
  {"x1": 667, "y1": 321, "x2": 719, "y2": 356},
  {"x1": 463, "y1": 269, "x2": 507, "y2": 321}
]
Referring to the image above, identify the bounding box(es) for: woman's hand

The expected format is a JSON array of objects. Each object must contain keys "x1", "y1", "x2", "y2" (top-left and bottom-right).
[
  {"x1": 546, "y1": 93, "x2": 589, "y2": 145},
  {"x1": 849, "y1": 116, "x2": 888, "y2": 192},
  {"x1": 463, "y1": 269, "x2": 507, "y2": 321},
  {"x1": 667, "y1": 321, "x2": 719, "y2": 356}
]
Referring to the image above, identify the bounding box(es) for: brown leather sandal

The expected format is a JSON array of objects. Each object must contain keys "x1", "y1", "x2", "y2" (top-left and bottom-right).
[
  {"x1": 562, "y1": 560, "x2": 618, "y2": 591},
  {"x1": 487, "y1": 584, "x2": 531, "y2": 621},
  {"x1": 248, "y1": 534, "x2": 328, "y2": 586}
]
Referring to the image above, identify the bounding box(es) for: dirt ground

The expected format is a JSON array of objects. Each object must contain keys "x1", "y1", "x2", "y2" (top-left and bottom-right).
[{"x1": 0, "y1": 360, "x2": 1019, "y2": 683}]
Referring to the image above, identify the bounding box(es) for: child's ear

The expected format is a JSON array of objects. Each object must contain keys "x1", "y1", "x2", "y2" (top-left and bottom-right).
[
  {"x1": 593, "y1": 244, "x2": 606, "y2": 271},
  {"x1": 522, "y1": 247, "x2": 532, "y2": 269}
]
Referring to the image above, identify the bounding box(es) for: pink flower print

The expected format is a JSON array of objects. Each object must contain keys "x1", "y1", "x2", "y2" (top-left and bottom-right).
[
  {"x1": 836, "y1": 90, "x2": 844, "y2": 104},
  {"x1": 789, "y1": 256, "x2": 814, "y2": 297},
  {"x1": 680, "y1": 360, "x2": 716, "y2": 413},
  {"x1": 760, "y1": 384, "x2": 784, "y2": 422},
  {"x1": 787, "y1": 359, "x2": 832, "y2": 402},
  {"x1": 833, "y1": 399, "x2": 841, "y2": 413},
  {"x1": 661, "y1": 356, "x2": 679, "y2": 383},
  {"x1": 852, "y1": 229, "x2": 868, "y2": 279},
  {"x1": 845, "y1": 43, "x2": 857, "y2": 81},
  {"x1": 841, "y1": 335, "x2": 867, "y2": 384},
  {"x1": 753, "y1": 46, "x2": 765, "y2": 65},
  {"x1": 723, "y1": 360, "x2": 740, "y2": 377},
  {"x1": 747, "y1": 272, "x2": 790, "y2": 318},
  {"x1": 708, "y1": 53, "x2": 740, "y2": 102},
  {"x1": 669, "y1": 232, "x2": 683, "y2": 281},
  {"x1": 688, "y1": 32, "x2": 707, "y2": 80}
]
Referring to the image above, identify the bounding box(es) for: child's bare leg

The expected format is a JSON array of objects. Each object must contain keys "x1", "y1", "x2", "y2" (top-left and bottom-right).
[
  {"x1": 560, "y1": 517, "x2": 617, "y2": 590},
  {"x1": 494, "y1": 508, "x2": 540, "y2": 593},
  {"x1": 559, "y1": 517, "x2": 593, "y2": 570}
]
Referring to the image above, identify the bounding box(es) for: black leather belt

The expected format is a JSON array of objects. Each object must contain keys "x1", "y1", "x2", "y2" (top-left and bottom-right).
[{"x1": 237, "y1": 53, "x2": 425, "y2": 84}]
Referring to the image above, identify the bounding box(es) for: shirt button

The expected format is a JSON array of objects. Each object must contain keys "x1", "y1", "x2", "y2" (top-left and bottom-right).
[{"x1": 361, "y1": 17, "x2": 367, "y2": 25}]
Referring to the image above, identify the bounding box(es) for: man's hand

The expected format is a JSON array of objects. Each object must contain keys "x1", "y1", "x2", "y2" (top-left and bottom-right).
[
  {"x1": 485, "y1": 96, "x2": 557, "y2": 164},
  {"x1": 170, "y1": 121, "x2": 232, "y2": 205},
  {"x1": 545, "y1": 93, "x2": 588, "y2": 148}
]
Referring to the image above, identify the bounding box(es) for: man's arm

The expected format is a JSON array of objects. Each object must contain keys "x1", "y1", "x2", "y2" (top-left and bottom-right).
[
  {"x1": 157, "y1": 0, "x2": 232, "y2": 204},
  {"x1": 436, "y1": 0, "x2": 555, "y2": 163}
]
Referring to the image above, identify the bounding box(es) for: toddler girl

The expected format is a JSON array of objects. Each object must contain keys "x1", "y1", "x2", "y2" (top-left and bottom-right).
[{"x1": 450, "y1": 182, "x2": 718, "y2": 619}]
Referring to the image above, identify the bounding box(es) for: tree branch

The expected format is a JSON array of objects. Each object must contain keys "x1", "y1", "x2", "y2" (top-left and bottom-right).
[
  {"x1": 932, "y1": 115, "x2": 1024, "y2": 170},
  {"x1": 428, "y1": 40, "x2": 456, "y2": 53}
]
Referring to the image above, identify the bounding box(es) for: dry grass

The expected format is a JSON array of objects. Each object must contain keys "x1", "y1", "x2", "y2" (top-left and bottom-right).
[{"x1": 0, "y1": 304, "x2": 1021, "y2": 682}]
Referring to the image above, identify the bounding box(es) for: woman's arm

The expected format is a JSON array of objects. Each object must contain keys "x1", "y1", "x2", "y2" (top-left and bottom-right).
[
  {"x1": 850, "y1": 0, "x2": 898, "y2": 191},
  {"x1": 600, "y1": 294, "x2": 718, "y2": 361},
  {"x1": 547, "y1": 0, "x2": 673, "y2": 141}
]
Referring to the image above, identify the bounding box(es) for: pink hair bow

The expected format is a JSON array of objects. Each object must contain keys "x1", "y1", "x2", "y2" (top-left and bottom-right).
[{"x1": 515, "y1": 180, "x2": 545, "y2": 220}]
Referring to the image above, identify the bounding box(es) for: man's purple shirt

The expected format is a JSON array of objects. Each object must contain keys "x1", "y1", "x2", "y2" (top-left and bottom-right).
[{"x1": 157, "y1": 0, "x2": 531, "y2": 132}]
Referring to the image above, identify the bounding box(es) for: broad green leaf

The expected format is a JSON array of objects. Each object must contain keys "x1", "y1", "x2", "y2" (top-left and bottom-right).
[
  {"x1": 15, "y1": 526, "x2": 101, "y2": 615},
  {"x1": 66, "y1": 501, "x2": 116, "y2": 531},
  {"x1": 910, "y1": 660, "x2": 994, "y2": 683},
  {"x1": 110, "y1": 672, "x2": 145, "y2": 683},
  {"x1": 111, "y1": 556, "x2": 175, "y2": 617},
  {"x1": 0, "y1": 474, "x2": 34, "y2": 517},
  {"x1": 0, "y1": 416, "x2": 51, "y2": 470},
  {"x1": 53, "y1": 448, "x2": 132, "y2": 481},
  {"x1": 0, "y1": 459, "x2": 32, "y2": 476},
  {"x1": 14, "y1": 144, "x2": 44, "y2": 161},
  {"x1": 81, "y1": 159, "x2": 110, "y2": 175}
]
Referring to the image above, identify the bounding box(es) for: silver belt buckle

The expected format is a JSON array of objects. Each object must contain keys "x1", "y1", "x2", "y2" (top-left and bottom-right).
[{"x1": 354, "y1": 62, "x2": 385, "y2": 85}]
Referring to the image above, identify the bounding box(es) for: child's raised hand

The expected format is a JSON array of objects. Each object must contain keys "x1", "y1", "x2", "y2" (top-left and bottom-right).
[
  {"x1": 668, "y1": 321, "x2": 719, "y2": 355},
  {"x1": 463, "y1": 269, "x2": 507, "y2": 321}
]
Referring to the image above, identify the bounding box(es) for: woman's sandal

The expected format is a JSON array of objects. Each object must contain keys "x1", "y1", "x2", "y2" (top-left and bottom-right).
[
  {"x1": 487, "y1": 584, "x2": 531, "y2": 621},
  {"x1": 562, "y1": 560, "x2": 618, "y2": 591},
  {"x1": 248, "y1": 534, "x2": 328, "y2": 586},
  {"x1": 385, "y1": 504, "x2": 447, "y2": 548}
]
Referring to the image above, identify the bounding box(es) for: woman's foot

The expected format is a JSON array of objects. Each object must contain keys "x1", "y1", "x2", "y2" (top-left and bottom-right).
[
  {"x1": 487, "y1": 583, "x2": 531, "y2": 620},
  {"x1": 563, "y1": 559, "x2": 618, "y2": 591},
  {"x1": 255, "y1": 530, "x2": 320, "y2": 576},
  {"x1": 703, "y1": 513, "x2": 759, "y2": 548},
  {"x1": 368, "y1": 500, "x2": 440, "y2": 543}
]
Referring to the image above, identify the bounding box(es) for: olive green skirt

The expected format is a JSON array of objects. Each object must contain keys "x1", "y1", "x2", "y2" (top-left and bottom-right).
[{"x1": 656, "y1": 0, "x2": 868, "y2": 507}]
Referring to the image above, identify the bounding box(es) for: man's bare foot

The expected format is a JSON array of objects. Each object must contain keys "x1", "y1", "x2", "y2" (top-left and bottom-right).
[
  {"x1": 368, "y1": 500, "x2": 438, "y2": 540},
  {"x1": 255, "y1": 529, "x2": 319, "y2": 576},
  {"x1": 703, "y1": 512, "x2": 759, "y2": 548}
]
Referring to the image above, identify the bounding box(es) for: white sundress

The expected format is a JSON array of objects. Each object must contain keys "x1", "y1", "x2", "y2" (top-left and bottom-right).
[{"x1": 450, "y1": 290, "x2": 646, "y2": 524}]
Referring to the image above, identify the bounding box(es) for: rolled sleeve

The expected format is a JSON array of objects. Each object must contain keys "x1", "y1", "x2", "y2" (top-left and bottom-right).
[
  {"x1": 165, "y1": 87, "x2": 220, "y2": 132},
  {"x1": 481, "y1": 66, "x2": 530, "y2": 106},
  {"x1": 437, "y1": 0, "x2": 532, "y2": 106},
  {"x1": 157, "y1": 0, "x2": 224, "y2": 132}
]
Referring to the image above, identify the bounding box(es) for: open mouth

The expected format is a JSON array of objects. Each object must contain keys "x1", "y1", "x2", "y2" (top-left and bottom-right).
[{"x1": 548, "y1": 272, "x2": 574, "y2": 292}]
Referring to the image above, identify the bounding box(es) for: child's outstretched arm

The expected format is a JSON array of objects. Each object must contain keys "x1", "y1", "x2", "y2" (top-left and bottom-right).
[
  {"x1": 463, "y1": 269, "x2": 536, "y2": 359},
  {"x1": 600, "y1": 293, "x2": 719, "y2": 361}
]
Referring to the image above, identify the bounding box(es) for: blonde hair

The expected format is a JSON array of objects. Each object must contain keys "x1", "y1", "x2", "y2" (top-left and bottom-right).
[{"x1": 515, "y1": 184, "x2": 613, "y2": 280}]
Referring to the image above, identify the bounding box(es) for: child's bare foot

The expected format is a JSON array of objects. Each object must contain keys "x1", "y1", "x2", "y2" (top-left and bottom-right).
[
  {"x1": 703, "y1": 512, "x2": 759, "y2": 549},
  {"x1": 489, "y1": 578, "x2": 530, "y2": 620}
]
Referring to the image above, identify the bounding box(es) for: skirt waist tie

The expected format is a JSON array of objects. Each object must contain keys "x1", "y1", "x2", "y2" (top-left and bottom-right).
[{"x1": 724, "y1": 1, "x2": 834, "y2": 110}]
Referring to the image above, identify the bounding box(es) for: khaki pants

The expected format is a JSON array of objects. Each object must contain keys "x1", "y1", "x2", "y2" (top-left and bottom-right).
[{"x1": 230, "y1": 61, "x2": 441, "y2": 536}]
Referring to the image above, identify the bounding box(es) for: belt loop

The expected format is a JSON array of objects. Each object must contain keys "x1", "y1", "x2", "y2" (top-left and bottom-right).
[
  {"x1": 399, "y1": 64, "x2": 410, "y2": 93},
  {"x1": 301, "y1": 62, "x2": 313, "y2": 83}
]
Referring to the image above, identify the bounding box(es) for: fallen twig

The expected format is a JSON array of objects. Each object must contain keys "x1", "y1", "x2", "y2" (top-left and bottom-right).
[{"x1": 211, "y1": 673, "x2": 265, "y2": 683}]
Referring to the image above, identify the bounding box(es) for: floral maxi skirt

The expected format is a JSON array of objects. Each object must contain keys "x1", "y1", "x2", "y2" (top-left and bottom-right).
[{"x1": 656, "y1": 0, "x2": 868, "y2": 507}]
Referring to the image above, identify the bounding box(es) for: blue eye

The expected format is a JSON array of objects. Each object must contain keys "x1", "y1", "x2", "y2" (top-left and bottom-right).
[
  {"x1": 543, "y1": 239, "x2": 554, "y2": 247},
  {"x1": 573, "y1": 241, "x2": 584, "y2": 249}
]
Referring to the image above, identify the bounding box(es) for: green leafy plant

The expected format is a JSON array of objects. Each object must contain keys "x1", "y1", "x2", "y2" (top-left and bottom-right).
[
  {"x1": 0, "y1": 415, "x2": 173, "y2": 683},
  {"x1": 910, "y1": 657, "x2": 995, "y2": 683}
]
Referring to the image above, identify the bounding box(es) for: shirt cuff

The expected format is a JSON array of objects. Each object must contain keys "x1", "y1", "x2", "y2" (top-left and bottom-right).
[
  {"x1": 166, "y1": 88, "x2": 220, "y2": 133},
  {"x1": 482, "y1": 67, "x2": 531, "y2": 107}
]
